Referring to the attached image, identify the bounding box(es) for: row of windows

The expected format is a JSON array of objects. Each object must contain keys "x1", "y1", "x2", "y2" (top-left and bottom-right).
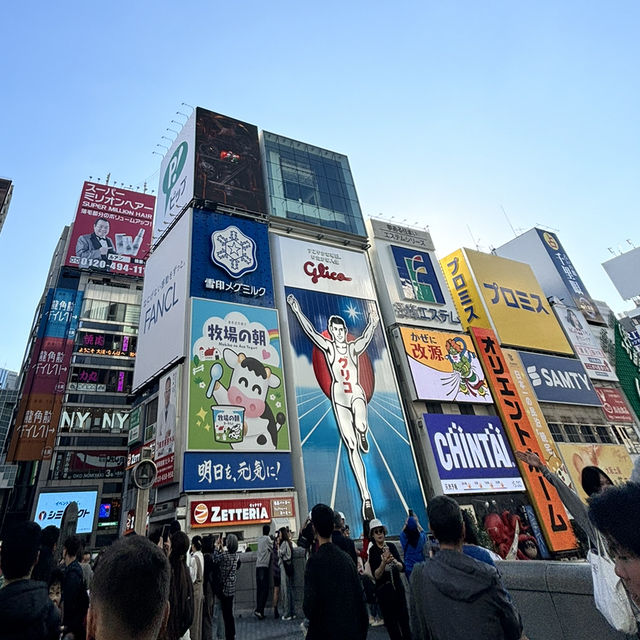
[
  {"x1": 81, "y1": 298, "x2": 140, "y2": 325},
  {"x1": 548, "y1": 423, "x2": 640, "y2": 454}
]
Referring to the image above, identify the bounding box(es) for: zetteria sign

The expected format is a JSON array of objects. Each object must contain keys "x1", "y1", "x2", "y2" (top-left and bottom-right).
[
  {"x1": 425, "y1": 414, "x2": 524, "y2": 495},
  {"x1": 190, "y1": 498, "x2": 271, "y2": 528},
  {"x1": 517, "y1": 351, "x2": 601, "y2": 406},
  {"x1": 190, "y1": 210, "x2": 274, "y2": 307}
]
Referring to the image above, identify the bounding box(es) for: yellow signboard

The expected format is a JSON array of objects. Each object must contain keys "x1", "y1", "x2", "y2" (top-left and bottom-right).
[
  {"x1": 441, "y1": 248, "x2": 572, "y2": 354},
  {"x1": 440, "y1": 249, "x2": 492, "y2": 331},
  {"x1": 399, "y1": 327, "x2": 493, "y2": 403},
  {"x1": 503, "y1": 348, "x2": 573, "y2": 484},
  {"x1": 556, "y1": 443, "x2": 634, "y2": 503}
]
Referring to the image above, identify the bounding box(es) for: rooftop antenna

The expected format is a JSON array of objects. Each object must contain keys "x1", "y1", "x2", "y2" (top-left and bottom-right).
[
  {"x1": 105, "y1": 173, "x2": 111, "y2": 185},
  {"x1": 175, "y1": 111, "x2": 189, "y2": 120},
  {"x1": 467, "y1": 225, "x2": 480, "y2": 251},
  {"x1": 181, "y1": 102, "x2": 194, "y2": 111},
  {"x1": 627, "y1": 239, "x2": 636, "y2": 248},
  {"x1": 501, "y1": 204, "x2": 517, "y2": 237}
]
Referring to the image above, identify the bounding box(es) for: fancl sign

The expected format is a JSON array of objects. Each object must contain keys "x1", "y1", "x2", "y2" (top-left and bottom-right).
[{"x1": 425, "y1": 414, "x2": 524, "y2": 495}]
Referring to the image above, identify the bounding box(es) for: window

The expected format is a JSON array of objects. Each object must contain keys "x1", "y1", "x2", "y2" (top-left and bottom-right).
[
  {"x1": 424, "y1": 402, "x2": 442, "y2": 414},
  {"x1": 596, "y1": 426, "x2": 615, "y2": 444},
  {"x1": 580, "y1": 425, "x2": 597, "y2": 443},
  {"x1": 548, "y1": 423, "x2": 565, "y2": 442},
  {"x1": 564, "y1": 424, "x2": 581, "y2": 443},
  {"x1": 459, "y1": 404, "x2": 475, "y2": 416}
]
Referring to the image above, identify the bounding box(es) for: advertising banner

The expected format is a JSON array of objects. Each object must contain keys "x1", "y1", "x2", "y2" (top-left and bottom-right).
[
  {"x1": 188, "y1": 299, "x2": 289, "y2": 452},
  {"x1": 368, "y1": 218, "x2": 435, "y2": 250},
  {"x1": 556, "y1": 443, "x2": 634, "y2": 503},
  {"x1": 275, "y1": 235, "x2": 426, "y2": 532},
  {"x1": 615, "y1": 320, "x2": 640, "y2": 421},
  {"x1": 190, "y1": 497, "x2": 272, "y2": 528},
  {"x1": 391, "y1": 245, "x2": 447, "y2": 304},
  {"x1": 517, "y1": 351, "x2": 601, "y2": 406},
  {"x1": 594, "y1": 386, "x2": 635, "y2": 424},
  {"x1": 183, "y1": 451, "x2": 293, "y2": 491},
  {"x1": 398, "y1": 327, "x2": 493, "y2": 403},
  {"x1": 40, "y1": 288, "x2": 82, "y2": 340},
  {"x1": 424, "y1": 414, "x2": 524, "y2": 494},
  {"x1": 34, "y1": 490, "x2": 98, "y2": 534},
  {"x1": 155, "y1": 110, "x2": 196, "y2": 243},
  {"x1": 52, "y1": 450, "x2": 126, "y2": 480},
  {"x1": 503, "y1": 349, "x2": 573, "y2": 482},
  {"x1": 155, "y1": 366, "x2": 179, "y2": 486},
  {"x1": 442, "y1": 248, "x2": 572, "y2": 355},
  {"x1": 554, "y1": 302, "x2": 616, "y2": 381},
  {"x1": 190, "y1": 209, "x2": 274, "y2": 306},
  {"x1": 471, "y1": 327, "x2": 577, "y2": 552},
  {"x1": 194, "y1": 108, "x2": 266, "y2": 214},
  {"x1": 59, "y1": 407, "x2": 129, "y2": 432},
  {"x1": 133, "y1": 210, "x2": 190, "y2": 390},
  {"x1": 603, "y1": 247, "x2": 640, "y2": 301},
  {"x1": 536, "y1": 229, "x2": 604, "y2": 324},
  {"x1": 65, "y1": 181, "x2": 154, "y2": 276}
]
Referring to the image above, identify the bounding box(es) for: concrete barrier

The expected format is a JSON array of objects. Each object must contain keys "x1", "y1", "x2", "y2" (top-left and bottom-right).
[
  {"x1": 234, "y1": 551, "x2": 637, "y2": 639},
  {"x1": 499, "y1": 560, "x2": 636, "y2": 640}
]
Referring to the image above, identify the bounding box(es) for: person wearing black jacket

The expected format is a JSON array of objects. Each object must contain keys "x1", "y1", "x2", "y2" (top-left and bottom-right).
[
  {"x1": 62, "y1": 535, "x2": 89, "y2": 640},
  {"x1": 0, "y1": 521, "x2": 60, "y2": 640},
  {"x1": 303, "y1": 504, "x2": 368, "y2": 640},
  {"x1": 31, "y1": 525, "x2": 60, "y2": 585},
  {"x1": 331, "y1": 511, "x2": 358, "y2": 566},
  {"x1": 368, "y1": 518, "x2": 411, "y2": 640}
]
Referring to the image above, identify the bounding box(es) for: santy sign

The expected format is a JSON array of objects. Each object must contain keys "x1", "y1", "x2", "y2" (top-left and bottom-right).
[{"x1": 190, "y1": 498, "x2": 271, "y2": 528}]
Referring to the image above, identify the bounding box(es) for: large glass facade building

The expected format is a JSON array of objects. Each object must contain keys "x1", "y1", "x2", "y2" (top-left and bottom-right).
[{"x1": 261, "y1": 131, "x2": 366, "y2": 236}]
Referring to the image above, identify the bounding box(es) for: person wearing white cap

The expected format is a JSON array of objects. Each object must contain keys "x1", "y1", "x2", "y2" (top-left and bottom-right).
[{"x1": 368, "y1": 518, "x2": 411, "y2": 639}]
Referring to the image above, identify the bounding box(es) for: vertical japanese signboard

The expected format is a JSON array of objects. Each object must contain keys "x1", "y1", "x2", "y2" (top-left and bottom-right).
[
  {"x1": 615, "y1": 320, "x2": 640, "y2": 421},
  {"x1": 155, "y1": 366, "x2": 180, "y2": 486},
  {"x1": 65, "y1": 181, "x2": 155, "y2": 277},
  {"x1": 275, "y1": 235, "x2": 426, "y2": 532},
  {"x1": 470, "y1": 327, "x2": 577, "y2": 552},
  {"x1": 536, "y1": 229, "x2": 604, "y2": 324}
]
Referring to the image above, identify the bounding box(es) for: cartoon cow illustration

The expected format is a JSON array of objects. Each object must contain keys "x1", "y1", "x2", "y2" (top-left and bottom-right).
[{"x1": 206, "y1": 348, "x2": 286, "y2": 450}]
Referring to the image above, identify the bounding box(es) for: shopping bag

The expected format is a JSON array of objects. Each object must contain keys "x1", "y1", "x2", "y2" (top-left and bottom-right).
[{"x1": 588, "y1": 533, "x2": 637, "y2": 634}]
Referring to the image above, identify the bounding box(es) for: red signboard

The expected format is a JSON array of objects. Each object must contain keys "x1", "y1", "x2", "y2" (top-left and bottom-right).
[
  {"x1": 470, "y1": 327, "x2": 577, "y2": 552},
  {"x1": 154, "y1": 453, "x2": 174, "y2": 487},
  {"x1": 65, "y1": 181, "x2": 155, "y2": 277},
  {"x1": 595, "y1": 386, "x2": 635, "y2": 424},
  {"x1": 190, "y1": 498, "x2": 271, "y2": 528}
]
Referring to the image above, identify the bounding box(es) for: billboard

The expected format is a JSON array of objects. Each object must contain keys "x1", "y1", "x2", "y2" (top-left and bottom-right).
[
  {"x1": 594, "y1": 386, "x2": 635, "y2": 424},
  {"x1": 471, "y1": 327, "x2": 577, "y2": 552},
  {"x1": 133, "y1": 210, "x2": 190, "y2": 390},
  {"x1": 535, "y1": 229, "x2": 604, "y2": 324},
  {"x1": 190, "y1": 209, "x2": 274, "y2": 306},
  {"x1": 441, "y1": 248, "x2": 572, "y2": 355},
  {"x1": 188, "y1": 299, "x2": 290, "y2": 452},
  {"x1": 556, "y1": 443, "x2": 634, "y2": 503},
  {"x1": 190, "y1": 497, "x2": 272, "y2": 528},
  {"x1": 183, "y1": 451, "x2": 293, "y2": 491},
  {"x1": 424, "y1": 414, "x2": 524, "y2": 494},
  {"x1": 155, "y1": 366, "x2": 179, "y2": 486},
  {"x1": 503, "y1": 349, "x2": 573, "y2": 482},
  {"x1": 366, "y1": 219, "x2": 461, "y2": 330},
  {"x1": 52, "y1": 450, "x2": 126, "y2": 480},
  {"x1": 65, "y1": 181, "x2": 154, "y2": 276},
  {"x1": 34, "y1": 490, "x2": 98, "y2": 534},
  {"x1": 155, "y1": 110, "x2": 196, "y2": 243},
  {"x1": 616, "y1": 320, "x2": 640, "y2": 421},
  {"x1": 275, "y1": 235, "x2": 426, "y2": 532},
  {"x1": 517, "y1": 351, "x2": 602, "y2": 406},
  {"x1": 398, "y1": 328, "x2": 493, "y2": 403},
  {"x1": 553, "y1": 302, "x2": 616, "y2": 381},
  {"x1": 194, "y1": 108, "x2": 266, "y2": 213},
  {"x1": 603, "y1": 247, "x2": 640, "y2": 301},
  {"x1": 59, "y1": 406, "x2": 129, "y2": 432}
]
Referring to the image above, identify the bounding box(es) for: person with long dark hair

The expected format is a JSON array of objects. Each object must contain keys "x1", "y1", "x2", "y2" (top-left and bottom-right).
[
  {"x1": 163, "y1": 531, "x2": 194, "y2": 640},
  {"x1": 278, "y1": 527, "x2": 296, "y2": 620},
  {"x1": 399, "y1": 515, "x2": 427, "y2": 580}
]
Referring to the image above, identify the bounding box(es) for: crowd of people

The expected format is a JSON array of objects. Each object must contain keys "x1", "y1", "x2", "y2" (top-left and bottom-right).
[{"x1": 1, "y1": 467, "x2": 640, "y2": 640}]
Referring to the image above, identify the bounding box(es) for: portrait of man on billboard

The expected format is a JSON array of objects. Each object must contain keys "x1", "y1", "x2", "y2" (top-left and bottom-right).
[
  {"x1": 75, "y1": 218, "x2": 115, "y2": 266},
  {"x1": 156, "y1": 371, "x2": 177, "y2": 459},
  {"x1": 287, "y1": 293, "x2": 379, "y2": 521}
]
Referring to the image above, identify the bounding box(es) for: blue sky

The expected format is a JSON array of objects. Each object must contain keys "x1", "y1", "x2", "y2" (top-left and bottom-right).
[{"x1": 1, "y1": 1, "x2": 639, "y2": 371}]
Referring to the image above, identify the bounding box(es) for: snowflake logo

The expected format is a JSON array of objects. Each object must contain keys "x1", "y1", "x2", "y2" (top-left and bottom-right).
[{"x1": 210, "y1": 225, "x2": 258, "y2": 278}]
